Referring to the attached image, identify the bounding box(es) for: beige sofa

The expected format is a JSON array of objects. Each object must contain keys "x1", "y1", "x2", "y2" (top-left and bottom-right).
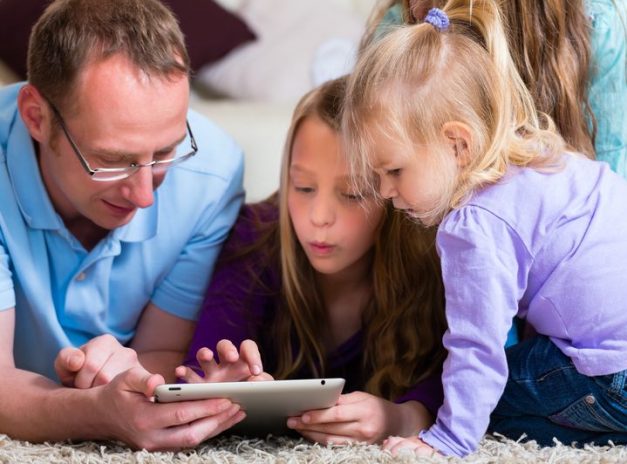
[{"x1": 0, "y1": 0, "x2": 376, "y2": 202}]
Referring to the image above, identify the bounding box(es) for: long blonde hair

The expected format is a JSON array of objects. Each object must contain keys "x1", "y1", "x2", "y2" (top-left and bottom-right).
[
  {"x1": 273, "y1": 77, "x2": 446, "y2": 398},
  {"x1": 344, "y1": 0, "x2": 567, "y2": 225}
]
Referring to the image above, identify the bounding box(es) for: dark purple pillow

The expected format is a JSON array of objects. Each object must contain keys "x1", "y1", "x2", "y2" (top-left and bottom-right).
[
  {"x1": 0, "y1": 0, "x2": 256, "y2": 79},
  {"x1": 163, "y1": 0, "x2": 256, "y2": 73},
  {"x1": 0, "y1": 0, "x2": 49, "y2": 79}
]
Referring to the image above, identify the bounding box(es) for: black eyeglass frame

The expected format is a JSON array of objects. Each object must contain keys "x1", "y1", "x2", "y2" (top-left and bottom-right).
[{"x1": 48, "y1": 102, "x2": 198, "y2": 182}]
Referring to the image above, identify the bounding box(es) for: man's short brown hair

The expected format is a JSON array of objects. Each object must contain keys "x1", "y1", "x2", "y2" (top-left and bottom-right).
[{"x1": 28, "y1": 0, "x2": 190, "y2": 111}]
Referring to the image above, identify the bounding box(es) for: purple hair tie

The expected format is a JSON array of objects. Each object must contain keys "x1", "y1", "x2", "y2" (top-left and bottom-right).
[{"x1": 424, "y1": 7, "x2": 449, "y2": 31}]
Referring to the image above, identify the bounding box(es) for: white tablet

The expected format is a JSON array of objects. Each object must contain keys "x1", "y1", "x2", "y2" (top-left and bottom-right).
[{"x1": 154, "y1": 378, "x2": 345, "y2": 436}]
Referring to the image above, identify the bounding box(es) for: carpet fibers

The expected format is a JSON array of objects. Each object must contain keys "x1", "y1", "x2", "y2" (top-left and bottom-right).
[{"x1": 1, "y1": 434, "x2": 625, "y2": 463}]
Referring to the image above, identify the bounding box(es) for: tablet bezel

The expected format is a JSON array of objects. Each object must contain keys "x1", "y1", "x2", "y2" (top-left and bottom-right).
[{"x1": 154, "y1": 378, "x2": 345, "y2": 435}]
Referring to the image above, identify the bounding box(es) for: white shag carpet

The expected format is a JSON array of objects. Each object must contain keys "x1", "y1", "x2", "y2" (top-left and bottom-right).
[{"x1": 1, "y1": 434, "x2": 626, "y2": 463}]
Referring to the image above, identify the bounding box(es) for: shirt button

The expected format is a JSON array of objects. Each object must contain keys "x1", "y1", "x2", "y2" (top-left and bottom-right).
[
  {"x1": 585, "y1": 395, "x2": 596, "y2": 405},
  {"x1": 76, "y1": 272, "x2": 86, "y2": 282}
]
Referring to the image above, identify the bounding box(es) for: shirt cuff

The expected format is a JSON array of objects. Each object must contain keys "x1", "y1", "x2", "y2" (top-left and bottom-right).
[{"x1": 419, "y1": 427, "x2": 467, "y2": 458}]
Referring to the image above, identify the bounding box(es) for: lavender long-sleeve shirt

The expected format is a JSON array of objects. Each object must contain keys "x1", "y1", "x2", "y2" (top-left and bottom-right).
[
  {"x1": 421, "y1": 155, "x2": 627, "y2": 457},
  {"x1": 185, "y1": 200, "x2": 443, "y2": 415}
]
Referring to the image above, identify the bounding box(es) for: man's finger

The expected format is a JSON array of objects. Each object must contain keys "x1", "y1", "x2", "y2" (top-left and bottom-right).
[
  {"x1": 150, "y1": 404, "x2": 245, "y2": 450},
  {"x1": 54, "y1": 347, "x2": 85, "y2": 386},
  {"x1": 116, "y1": 366, "x2": 164, "y2": 397}
]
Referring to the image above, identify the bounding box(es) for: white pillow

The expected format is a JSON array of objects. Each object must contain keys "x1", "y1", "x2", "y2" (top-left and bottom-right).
[
  {"x1": 195, "y1": 0, "x2": 365, "y2": 103},
  {"x1": 211, "y1": 0, "x2": 245, "y2": 12}
]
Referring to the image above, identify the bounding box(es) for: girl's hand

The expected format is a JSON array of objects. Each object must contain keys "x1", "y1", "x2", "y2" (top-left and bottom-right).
[
  {"x1": 175, "y1": 339, "x2": 273, "y2": 383},
  {"x1": 383, "y1": 435, "x2": 438, "y2": 457},
  {"x1": 286, "y1": 391, "x2": 431, "y2": 445}
]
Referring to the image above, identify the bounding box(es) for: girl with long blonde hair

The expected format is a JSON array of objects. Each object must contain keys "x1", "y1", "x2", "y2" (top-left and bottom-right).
[
  {"x1": 343, "y1": 0, "x2": 627, "y2": 457},
  {"x1": 179, "y1": 76, "x2": 447, "y2": 444}
]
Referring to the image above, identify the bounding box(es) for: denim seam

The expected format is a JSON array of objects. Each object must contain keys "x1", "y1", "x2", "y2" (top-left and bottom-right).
[
  {"x1": 536, "y1": 365, "x2": 575, "y2": 383},
  {"x1": 607, "y1": 387, "x2": 627, "y2": 408},
  {"x1": 606, "y1": 371, "x2": 627, "y2": 408}
]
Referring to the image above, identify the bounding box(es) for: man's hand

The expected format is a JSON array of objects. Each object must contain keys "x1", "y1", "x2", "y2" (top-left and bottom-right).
[
  {"x1": 55, "y1": 334, "x2": 142, "y2": 388},
  {"x1": 175, "y1": 339, "x2": 273, "y2": 383},
  {"x1": 94, "y1": 366, "x2": 245, "y2": 450}
]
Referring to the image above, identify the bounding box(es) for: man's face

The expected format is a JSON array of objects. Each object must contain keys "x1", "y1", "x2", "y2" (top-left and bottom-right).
[{"x1": 39, "y1": 54, "x2": 190, "y2": 232}]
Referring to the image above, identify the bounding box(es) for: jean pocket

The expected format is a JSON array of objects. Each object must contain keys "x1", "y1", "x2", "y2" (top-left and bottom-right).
[{"x1": 549, "y1": 393, "x2": 626, "y2": 432}]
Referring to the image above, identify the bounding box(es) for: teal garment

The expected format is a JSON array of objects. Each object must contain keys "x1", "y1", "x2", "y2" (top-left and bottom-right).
[
  {"x1": 587, "y1": 0, "x2": 627, "y2": 179},
  {"x1": 375, "y1": 1, "x2": 627, "y2": 179},
  {"x1": 372, "y1": 3, "x2": 404, "y2": 43}
]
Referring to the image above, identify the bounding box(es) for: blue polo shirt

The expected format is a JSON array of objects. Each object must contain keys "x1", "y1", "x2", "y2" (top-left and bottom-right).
[{"x1": 0, "y1": 83, "x2": 244, "y2": 380}]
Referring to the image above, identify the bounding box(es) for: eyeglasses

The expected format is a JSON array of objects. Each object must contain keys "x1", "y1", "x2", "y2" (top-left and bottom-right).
[{"x1": 48, "y1": 102, "x2": 198, "y2": 182}]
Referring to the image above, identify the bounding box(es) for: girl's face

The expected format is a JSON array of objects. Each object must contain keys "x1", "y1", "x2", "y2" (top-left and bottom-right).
[
  {"x1": 288, "y1": 116, "x2": 384, "y2": 277},
  {"x1": 372, "y1": 136, "x2": 457, "y2": 226}
]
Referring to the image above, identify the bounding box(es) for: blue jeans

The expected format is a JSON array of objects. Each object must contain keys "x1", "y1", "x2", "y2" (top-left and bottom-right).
[{"x1": 489, "y1": 335, "x2": 627, "y2": 447}]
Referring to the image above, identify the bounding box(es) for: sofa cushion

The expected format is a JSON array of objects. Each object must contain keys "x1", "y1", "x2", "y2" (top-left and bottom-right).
[
  {"x1": 163, "y1": 0, "x2": 257, "y2": 72},
  {"x1": 0, "y1": 0, "x2": 48, "y2": 79},
  {"x1": 0, "y1": 0, "x2": 256, "y2": 79},
  {"x1": 195, "y1": 0, "x2": 365, "y2": 103}
]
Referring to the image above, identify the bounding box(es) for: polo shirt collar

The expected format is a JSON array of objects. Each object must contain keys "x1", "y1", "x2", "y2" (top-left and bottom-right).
[
  {"x1": 7, "y1": 114, "x2": 62, "y2": 230},
  {"x1": 7, "y1": 114, "x2": 159, "y2": 243}
]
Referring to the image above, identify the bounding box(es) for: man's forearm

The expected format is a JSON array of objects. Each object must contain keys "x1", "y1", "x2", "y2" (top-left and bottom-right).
[
  {"x1": 0, "y1": 366, "x2": 106, "y2": 442},
  {"x1": 138, "y1": 350, "x2": 185, "y2": 383}
]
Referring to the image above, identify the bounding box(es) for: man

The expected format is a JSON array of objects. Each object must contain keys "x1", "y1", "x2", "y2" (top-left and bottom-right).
[{"x1": 0, "y1": 0, "x2": 249, "y2": 450}]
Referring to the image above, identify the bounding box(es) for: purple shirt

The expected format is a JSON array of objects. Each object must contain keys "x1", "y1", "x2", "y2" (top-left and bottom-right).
[
  {"x1": 185, "y1": 200, "x2": 443, "y2": 416},
  {"x1": 422, "y1": 154, "x2": 627, "y2": 456}
]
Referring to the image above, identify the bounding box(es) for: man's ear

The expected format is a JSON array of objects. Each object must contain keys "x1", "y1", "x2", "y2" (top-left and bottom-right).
[
  {"x1": 17, "y1": 84, "x2": 51, "y2": 143},
  {"x1": 441, "y1": 121, "x2": 473, "y2": 168}
]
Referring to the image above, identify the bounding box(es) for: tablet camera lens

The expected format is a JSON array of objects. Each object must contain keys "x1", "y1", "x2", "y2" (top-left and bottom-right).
[{"x1": 321, "y1": 380, "x2": 326, "y2": 385}]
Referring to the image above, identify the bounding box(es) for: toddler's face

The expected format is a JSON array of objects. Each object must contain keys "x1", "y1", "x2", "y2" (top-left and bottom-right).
[
  {"x1": 371, "y1": 134, "x2": 457, "y2": 226},
  {"x1": 287, "y1": 116, "x2": 384, "y2": 277}
]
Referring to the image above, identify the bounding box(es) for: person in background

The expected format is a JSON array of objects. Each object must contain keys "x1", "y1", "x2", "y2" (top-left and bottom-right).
[
  {"x1": 343, "y1": 0, "x2": 627, "y2": 456},
  {"x1": 178, "y1": 76, "x2": 448, "y2": 445},
  {"x1": 0, "y1": 0, "x2": 247, "y2": 450},
  {"x1": 364, "y1": 0, "x2": 626, "y2": 177}
]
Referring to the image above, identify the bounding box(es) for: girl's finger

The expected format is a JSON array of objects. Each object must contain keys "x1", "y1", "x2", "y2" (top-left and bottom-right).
[
  {"x1": 196, "y1": 347, "x2": 219, "y2": 377},
  {"x1": 216, "y1": 339, "x2": 239, "y2": 363},
  {"x1": 174, "y1": 365, "x2": 204, "y2": 383},
  {"x1": 247, "y1": 372, "x2": 274, "y2": 381},
  {"x1": 287, "y1": 415, "x2": 357, "y2": 437},
  {"x1": 335, "y1": 391, "x2": 367, "y2": 405},
  {"x1": 238, "y1": 339, "x2": 263, "y2": 376},
  {"x1": 297, "y1": 429, "x2": 356, "y2": 446},
  {"x1": 298, "y1": 403, "x2": 360, "y2": 425}
]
